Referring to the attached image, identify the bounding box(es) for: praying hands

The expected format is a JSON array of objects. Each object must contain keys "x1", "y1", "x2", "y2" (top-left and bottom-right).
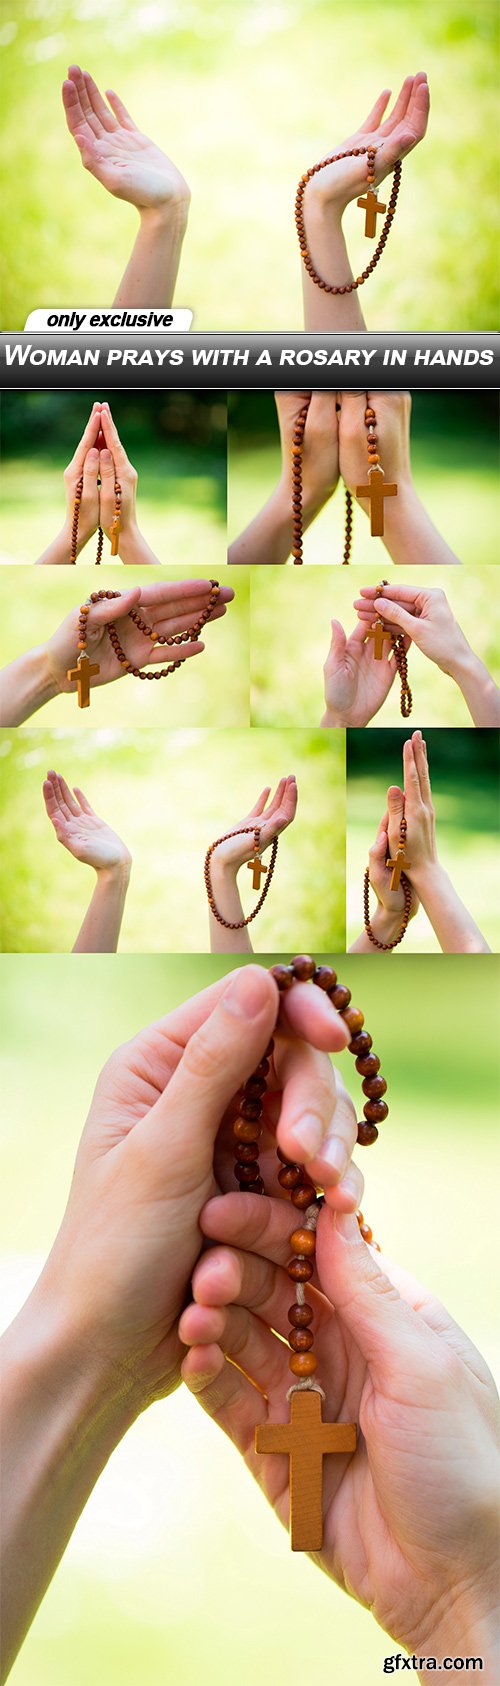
[{"x1": 35, "y1": 402, "x2": 161, "y2": 567}]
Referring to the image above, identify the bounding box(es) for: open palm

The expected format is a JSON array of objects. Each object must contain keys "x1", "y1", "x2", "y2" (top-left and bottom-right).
[
  {"x1": 43, "y1": 771, "x2": 130, "y2": 871},
  {"x1": 62, "y1": 67, "x2": 189, "y2": 209},
  {"x1": 324, "y1": 619, "x2": 404, "y2": 725},
  {"x1": 45, "y1": 580, "x2": 230, "y2": 694},
  {"x1": 307, "y1": 75, "x2": 429, "y2": 213},
  {"x1": 211, "y1": 778, "x2": 298, "y2": 872}
]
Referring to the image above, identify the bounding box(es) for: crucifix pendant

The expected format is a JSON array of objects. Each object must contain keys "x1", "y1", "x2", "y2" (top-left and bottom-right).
[
  {"x1": 357, "y1": 186, "x2": 387, "y2": 238},
  {"x1": 386, "y1": 846, "x2": 411, "y2": 892},
  {"x1": 66, "y1": 652, "x2": 100, "y2": 709},
  {"x1": 366, "y1": 620, "x2": 392, "y2": 661},
  {"x1": 247, "y1": 852, "x2": 267, "y2": 891},
  {"x1": 110, "y1": 515, "x2": 121, "y2": 557},
  {"x1": 255, "y1": 1389, "x2": 356, "y2": 1552},
  {"x1": 355, "y1": 464, "x2": 397, "y2": 536}
]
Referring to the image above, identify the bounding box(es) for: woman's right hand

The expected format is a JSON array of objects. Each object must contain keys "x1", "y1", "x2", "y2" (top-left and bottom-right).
[
  {"x1": 275, "y1": 393, "x2": 340, "y2": 520},
  {"x1": 322, "y1": 617, "x2": 404, "y2": 727},
  {"x1": 62, "y1": 402, "x2": 102, "y2": 551},
  {"x1": 44, "y1": 579, "x2": 231, "y2": 694},
  {"x1": 354, "y1": 583, "x2": 470, "y2": 674},
  {"x1": 302, "y1": 75, "x2": 429, "y2": 219},
  {"x1": 43, "y1": 770, "x2": 132, "y2": 873},
  {"x1": 208, "y1": 779, "x2": 298, "y2": 875}
]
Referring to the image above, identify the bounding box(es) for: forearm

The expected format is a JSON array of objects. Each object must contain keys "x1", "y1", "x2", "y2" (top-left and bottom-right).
[
  {"x1": 0, "y1": 1289, "x2": 136, "y2": 1681},
  {"x1": 229, "y1": 480, "x2": 329, "y2": 567},
  {"x1": 0, "y1": 647, "x2": 58, "y2": 725},
  {"x1": 114, "y1": 203, "x2": 189, "y2": 308},
  {"x1": 349, "y1": 906, "x2": 403, "y2": 953},
  {"x1": 378, "y1": 483, "x2": 461, "y2": 567},
  {"x1": 301, "y1": 206, "x2": 367, "y2": 331},
  {"x1": 416, "y1": 1585, "x2": 499, "y2": 1684},
  {"x1": 410, "y1": 862, "x2": 490, "y2": 954},
  {"x1": 73, "y1": 863, "x2": 131, "y2": 954},
  {"x1": 444, "y1": 648, "x2": 500, "y2": 727},
  {"x1": 208, "y1": 862, "x2": 253, "y2": 954},
  {"x1": 34, "y1": 527, "x2": 73, "y2": 567},
  {"x1": 118, "y1": 524, "x2": 161, "y2": 567}
]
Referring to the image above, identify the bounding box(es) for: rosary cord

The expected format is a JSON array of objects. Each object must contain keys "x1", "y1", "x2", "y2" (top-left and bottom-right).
[
  {"x1": 392, "y1": 636, "x2": 413, "y2": 718},
  {"x1": 204, "y1": 829, "x2": 279, "y2": 929},
  {"x1": 291, "y1": 397, "x2": 312, "y2": 563},
  {"x1": 70, "y1": 474, "x2": 120, "y2": 565},
  {"x1": 295, "y1": 150, "x2": 402, "y2": 294},
  {"x1": 363, "y1": 867, "x2": 412, "y2": 950},
  {"x1": 75, "y1": 582, "x2": 220, "y2": 684}
]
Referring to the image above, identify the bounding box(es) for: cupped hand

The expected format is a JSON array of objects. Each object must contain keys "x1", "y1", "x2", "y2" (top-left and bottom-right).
[
  {"x1": 323, "y1": 618, "x2": 403, "y2": 726},
  {"x1": 62, "y1": 67, "x2": 190, "y2": 211},
  {"x1": 338, "y1": 391, "x2": 412, "y2": 498},
  {"x1": 36, "y1": 967, "x2": 358, "y2": 1405},
  {"x1": 97, "y1": 402, "x2": 138, "y2": 539},
  {"x1": 63, "y1": 402, "x2": 102, "y2": 549},
  {"x1": 44, "y1": 579, "x2": 232, "y2": 694},
  {"x1": 275, "y1": 393, "x2": 340, "y2": 518},
  {"x1": 210, "y1": 778, "x2": 298, "y2": 874},
  {"x1": 43, "y1": 770, "x2": 131, "y2": 872},
  {"x1": 366, "y1": 803, "x2": 419, "y2": 928},
  {"x1": 354, "y1": 583, "x2": 468, "y2": 672},
  {"x1": 304, "y1": 75, "x2": 429, "y2": 215},
  {"x1": 181, "y1": 1195, "x2": 498, "y2": 1660}
]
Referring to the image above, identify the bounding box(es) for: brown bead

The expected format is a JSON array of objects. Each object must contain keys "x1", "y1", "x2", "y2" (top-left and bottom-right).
[
  {"x1": 291, "y1": 1184, "x2": 316, "y2": 1210},
  {"x1": 289, "y1": 1328, "x2": 314, "y2": 1352},
  {"x1": 357, "y1": 1121, "x2": 379, "y2": 1145},
  {"x1": 235, "y1": 1141, "x2": 259, "y2": 1162},
  {"x1": 244, "y1": 1077, "x2": 267, "y2": 1098},
  {"x1": 240, "y1": 1098, "x2": 263, "y2": 1120},
  {"x1": 278, "y1": 1164, "x2": 302, "y2": 1189},
  {"x1": 288, "y1": 1257, "x2": 314, "y2": 1282},
  {"x1": 234, "y1": 1116, "x2": 262, "y2": 1143},
  {"x1": 355, "y1": 1053, "x2": 380, "y2": 1077},
  {"x1": 290, "y1": 1228, "x2": 316, "y2": 1257},
  {"x1": 244, "y1": 1177, "x2": 265, "y2": 1195},
  {"x1": 289, "y1": 1352, "x2": 317, "y2": 1378},
  {"x1": 313, "y1": 965, "x2": 337, "y2": 991},
  {"x1": 363, "y1": 1099, "x2": 388, "y2": 1123},
  {"x1": 343, "y1": 1007, "x2": 364, "y2": 1036},
  {"x1": 349, "y1": 1031, "x2": 373, "y2": 1058},
  {"x1": 330, "y1": 984, "x2": 351, "y2": 1011},
  {"x1": 236, "y1": 1161, "x2": 262, "y2": 1183},
  {"x1": 362, "y1": 1075, "x2": 387, "y2": 1100},
  {"x1": 359, "y1": 1222, "x2": 373, "y2": 1243},
  {"x1": 291, "y1": 955, "x2": 316, "y2": 981},
  {"x1": 288, "y1": 1303, "x2": 313, "y2": 1328},
  {"x1": 254, "y1": 1058, "x2": 270, "y2": 1078},
  {"x1": 270, "y1": 964, "x2": 294, "y2": 990}
]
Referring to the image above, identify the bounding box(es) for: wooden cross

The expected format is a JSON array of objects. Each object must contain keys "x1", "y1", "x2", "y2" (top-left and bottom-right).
[
  {"x1": 357, "y1": 186, "x2": 387, "y2": 238},
  {"x1": 110, "y1": 515, "x2": 121, "y2": 557},
  {"x1": 386, "y1": 845, "x2": 411, "y2": 892},
  {"x1": 366, "y1": 620, "x2": 392, "y2": 660},
  {"x1": 356, "y1": 465, "x2": 397, "y2": 536},
  {"x1": 255, "y1": 1389, "x2": 356, "y2": 1552},
  {"x1": 247, "y1": 852, "x2": 267, "y2": 891},
  {"x1": 66, "y1": 652, "x2": 100, "y2": 709}
]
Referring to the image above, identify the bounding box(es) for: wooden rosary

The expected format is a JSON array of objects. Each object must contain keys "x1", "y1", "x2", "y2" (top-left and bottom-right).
[
  {"x1": 295, "y1": 145, "x2": 402, "y2": 293},
  {"x1": 364, "y1": 810, "x2": 413, "y2": 950},
  {"x1": 366, "y1": 579, "x2": 412, "y2": 718},
  {"x1": 291, "y1": 398, "x2": 397, "y2": 565},
  {"x1": 66, "y1": 581, "x2": 220, "y2": 709},
  {"x1": 232, "y1": 956, "x2": 386, "y2": 1551},
  {"x1": 70, "y1": 475, "x2": 122, "y2": 565},
  {"x1": 204, "y1": 826, "x2": 278, "y2": 929}
]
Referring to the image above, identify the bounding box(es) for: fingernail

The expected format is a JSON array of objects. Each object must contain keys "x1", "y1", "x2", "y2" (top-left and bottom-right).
[
  {"x1": 223, "y1": 966, "x2": 267, "y2": 1019},
  {"x1": 337, "y1": 1165, "x2": 361, "y2": 1205},
  {"x1": 335, "y1": 1211, "x2": 362, "y2": 1241},
  {"x1": 315, "y1": 1137, "x2": 349, "y2": 1181},
  {"x1": 289, "y1": 1114, "x2": 325, "y2": 1159}
]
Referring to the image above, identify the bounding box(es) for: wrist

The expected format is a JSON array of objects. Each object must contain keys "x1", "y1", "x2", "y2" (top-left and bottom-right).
[
  {"x1": 413, "y1": 1581, "x2": 498, "y2": 1681},
  {"x1": 407, "y1": 857, "x2": 441, "y2": 893},
  {"x1": 321, "y1": 706, "x2": 346, "y2": 728},
  {"x1": 444, "y1": 639, "x2": 482, "y2": 685},
  {"x1": 29, "y1": 643, "x2": 61, "y2": 706},
  {"x1": 96, "y1": 856, "x2": 132, "y2": 885},
  {"x1": 117, "y1": 521, "x2": 145, "y2": 564},
  {"x1": 139, "y1": 198, "x2": 190, "y2": 237},
  {"x1": 2, "y1": 1277, "x2": 139, "y2": 1457}
]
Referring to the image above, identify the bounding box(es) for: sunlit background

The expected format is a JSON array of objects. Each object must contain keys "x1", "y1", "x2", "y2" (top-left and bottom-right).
[
  {"x1": 0, "y1": 565, "x2": 249, "y2": 728},
  {"x1": 250, "y1": 565, "x2": 500, "y2": 727},
  {"x1": 346, "y1": 727, "x2": 499, "y2": 952},
  {"x1": 0, "y1": 726, "x2": 345, "y2": 953},
  {"x1": 1, "y1": 952, "x2": 499, "y2": 1686},
  {"x1": 1, "y1": 1, "x2": 498, "y2": 330},
  {"x1": 228, "y1": 392, "x2": 500, "y2": 567},
  {"x1": 0, "y1": 392, "x2": 227, "y2": 568}
]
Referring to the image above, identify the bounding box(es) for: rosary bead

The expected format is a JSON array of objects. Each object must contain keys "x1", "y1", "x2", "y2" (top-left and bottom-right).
[
  {"x1": 236, "y1": 1161, "x2": 263, "y2": 1183},
  {"x1": 287, "y1": 1257, "x2": 314, "y2": 1283},
  {"x1": 288, "y1": 1303, "x2": 314, "y2": 1328},
  {"x1": 362, "y1": 1075, "x2": 387, "y2": 1100},
  {"x1": 363, "y1": 1099, "x2": 388, "y2": 1122},
  {"x1": 289, "y1": 1328, "x2": 314, "y2": 1352},
  {"x1": 278, "y1": 1164, "x2": 302, "y2": 1189},
  {"x1": 330, "y1": 984, "x2": 351, "y2": 1012},
  {"x1": 290, "y1": 1227, "x2": 316, "y2": 1257},
  {"x1": 244, "y1": 1177, "x2": 265, "y2": 1195},
  {"x1": 291, "y1": 1183, "x2": 317, "y2": 1209},
  {"x1": 254, "y1": 1058, "x2": 270, "y2": 1078},
  {"x1": 355, "y1": 1052, "x2": 380, "y2": 1077},
  {"x1": 357, "y1": 1121, "x2": 379, "y2": 1145},
  {"x1": 235, "y1": 1141, "x2": 260, "y2": 1162},
  {"x1": 343, "y1": 1007, "x2": 365, "y2": 1036},
  {"x1": 244, "y1": 1077, "x2": 268, "y2": 1099},
  {"x1": 291, "y1": 955, "x2": 316, "y2": 981},
  {"x1": 289, "y1": 1352, "x2": 317, "y2": 1378},
  {"x1": 349, "y1": 1031, "x2": 373, "y2": 1057},
  {"x1": 240, "y1": 1098, "x2": 263, "y2": 1120},
  {"x1": 270, "y1": 964, "x2": 294, "y2": 990},
  {"x1": 234, "y1": 1116, "x2": 262, "y2": 1142},
  {"x1": 359, "y1": 1222, "x2": 373, "y2": 1242},
  {"x1": 313, "y1": 965, "x2": 337, "y2": 991}
]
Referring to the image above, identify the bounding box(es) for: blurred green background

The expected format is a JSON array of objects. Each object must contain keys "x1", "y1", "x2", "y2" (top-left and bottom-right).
[
  {"x1": 0, "y1": 565, "x2": 249, "y2": 728},
  {"x1": 0, "y1": 392, "x2": 227, "y2": 568},
  {"x1": 228, "y1": 392, "x2": 500, "y2": 567},
  {"x1": 1, "y1": 1, "x2": 499, "y2": 329},
  {"x1": 347, "y1": 728, "x2": 499, "y2": 951},
  {"x1": 1, "y1": 951, "x2": 499, "y2": 1686},
  {"x1": 0, "y1": 727, "x2": 345, "y2": 953},
  {"x1": 250, "y1": 565, "x2": 500, "y2": 727}
]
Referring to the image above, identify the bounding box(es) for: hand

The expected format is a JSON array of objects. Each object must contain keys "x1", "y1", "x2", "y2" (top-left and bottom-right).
[
  {"x1": 62, "y1": 402, "x2": 103, "y2": 551},
  {"x1": 354, "y1": 583, "x2": 470, "y2": 673},
  {"x1": 338, "y1": 391, "x2": 412, "y2": 502},
  {"x1": 275, "y1": 393, "x2": 340, "y2": 520},
  {"x1": 43, "y1": 770, "x2": 131, "y2": 873},
  {"x1": 303, "y1": 75, "x2": 429, "y2": 218},
  {"x1": 209, "y1": 778, "x2": 298, "y2": 876},
  {"x1": 365, "y1": 803, "x2": 419, "y2": 944},
  {"x1": 43, "y1": 579, "x2": 232, "y2": 694},
  {"x1": 62, "y1": 67, "x2": 190, "y2": 213},
  {"x1": 322, "y1": 618, "x2": 406, "y2": 727},
  {"x1": 97, "y1": 402, "x2": 139, "y2": 544},
  {"x1": 181, "y1": 1197, "x2": 499, "y2": 1664},
  {"x1": 34, "y1": 968, "x2": 358, "y2": 1406}
]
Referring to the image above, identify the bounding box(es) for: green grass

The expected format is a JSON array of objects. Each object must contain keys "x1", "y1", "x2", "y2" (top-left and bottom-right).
[
  {"x1": 250, "y1": 564, "x2": 500, "y2": 727},
  {"x1": 0, "y1": 727, "x2": 345, "y2": 953},
  {"x1": 1, "y1": 952, "x2": 499, "y2": 1686},
  {"x1": 1, "y1": 1, "x2": 498, "y2": 329}
]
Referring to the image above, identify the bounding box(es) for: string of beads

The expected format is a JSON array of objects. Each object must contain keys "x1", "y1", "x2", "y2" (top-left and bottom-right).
[
  {"x1": 369, "y1": 579, "x2": 412, "y2": 718},
  {"x1": 204, "y1": 827, "x2": 278, "y2": 929},
  {"x1": 70, "y1": 476, "x2": 122, "y2": 565},
  {"x1": 232, "y1": 957, "x2": 385, "y2": 1389},
  {"x1": 295, "y1": 147, "x2": 402, "y2": 293},
  {"x1": 76, "y1": 581, "x2": 220, "y2": 682},
  {"x1": 291, "y1": 398, "x2": 398, "y2": 565},
  {"x1": 363, "y1": 810, "x2": 413, "y2": 951}
]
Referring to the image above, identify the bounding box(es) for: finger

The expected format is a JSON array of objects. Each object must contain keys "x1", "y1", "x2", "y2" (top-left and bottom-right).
[
  {"x1": 396, "y1": 72, "x2": 430, "y2": 151},
  {"x1": 61, "y1": 75, "x2": 89, "y2": 140},
  {"x1": 326, "y1": 618, "x2": 347, "y2": 666},
  {"x1": 105, "y1": 88, "x2": 139, "y2": 131},
  {"x1": 359, "y1": 88, "x2": 391, "y2": 131},
  {"x1": 378, "y1": 74, "x2": 414, "y2": 135},
  {"x1": 247, "y1": 787, "x2": 272, "y2": 819},
  {"x1": 42, "y1": 776, "x2": 61, "y2": 824},
  {"x1": 181, "y1": 1296, "x2": 291, "y2": 1394},
  {"x1": 99, "y1": 403, "x2": 128, "y2": 469},
  {"x1": 411, "y1": 730, "x2": 432, "y2": 804},
  {"x1": 72, "y1": 785, "x2": 96, "y2": 816},
  {"x1": 66, "y1": 403, "x2": 102, "y2": 475},
  {"x1": 370, "y1": 582, "x2": 421, "y2": 605},
  {"x1": 150, "y1": 605, "x2": 226, "y2": 640},
  {"x1": 316, "y1": 1206, "x2": 448, "y2": 1396},
  {"x1": 82, "y1": 447, "x2": 99, "y2": 495},
  {"x1": 85, "y1": 587, "x2": 142, "y2": 628},
  {"x1": 66, "y1": 64, "x2": 102, "y2": 135},
  {"x1": 274, "y1": 1041, "x2": 357, "y2": 1186},
  {"x1": 137, "y1": 580, "x2": 234, "y2": 609},
  {"x1": 278, "y1": 978, "x2": 351, "y2": 1054},
  {"x1": 374, "y1": 596, "x2": 417, "y2": 638},
  {"x1": 181, "y1": 1344, "x2": 269, "y2": 1456},
  {"x1": 54, "y1": 773, "x2": 81, "y2": 817},
  {"x1": 200, "y1": 1178, "x2": 365, "y2": 1283},
  {"x1": 98, "y1": 447, "x2": 116, "y2": 493},
  {"x1": 141, "y1": 638, "x2": 205, "y2": 667},
  {"x1": 263, "y1": 777, "x2": 288, "y2": 820},
  {"x1": 82, "y1": 71, "x2": 117, "y2": 132},
  {"x1": 386, "y1": 784, "x2": 405, "y2": 842}
]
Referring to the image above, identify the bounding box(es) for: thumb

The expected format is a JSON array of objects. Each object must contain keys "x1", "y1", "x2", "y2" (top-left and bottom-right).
[
  {"x1": 369, "y1": 819, "x2": 388, "y2": 863},
  {"x1": 82, "y1": 447, "x2": 99, "y2": 492},
  {"x1": 327, "y1": 618, "x2": 347, "y2": 665},
  {"x1": 374, "y1": 595, "x2": 415, "y2": 639},
  {"x1": 99, "y1": 447, "x2": 115, "y2": 493},
  {"x1": 316, "y1": 1208, "x2": 439, "y2": 1395},
  {"x1": 135, "y1": 966, "x2": 278, "y2": 1186},
  {"x1": 386, "y1": 784, "x2": 404, "y2": 834}
]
